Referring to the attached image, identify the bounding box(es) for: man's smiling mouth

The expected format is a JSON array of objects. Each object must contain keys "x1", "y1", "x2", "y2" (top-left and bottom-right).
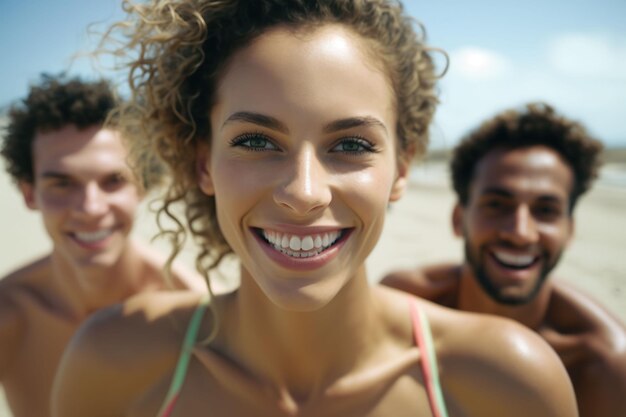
[
  {"x1": 491, "y1": 250, "x2": 539, "y2": 270},
  {"x1": 71, "y1": 228, "x2": 115, "y2": 244}
]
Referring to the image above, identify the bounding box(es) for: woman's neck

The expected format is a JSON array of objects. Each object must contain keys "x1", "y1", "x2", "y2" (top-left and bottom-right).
[{"x1": 221, "y1": 265, "x2": 387, "y2": 404}]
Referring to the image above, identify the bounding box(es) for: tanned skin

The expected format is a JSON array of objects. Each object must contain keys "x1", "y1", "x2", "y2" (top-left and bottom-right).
[
  {"x1": 52, "y1": 26, "x2": 577, "y2": 417},
  {"x1": 0, "y1": 125, "x2": 203, "y2": 417},
  {"x1": 383, "y1": 145, "x2": 626, "y2": 417}
]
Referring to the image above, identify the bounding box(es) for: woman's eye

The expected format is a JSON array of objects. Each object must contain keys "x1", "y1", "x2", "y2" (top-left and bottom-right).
[
  {"x1": 231, "y1": 134, "x2": 278, "y2": 151},
  {"x1": 331, "y1": 137, "x2": 376, "y2": 154}
]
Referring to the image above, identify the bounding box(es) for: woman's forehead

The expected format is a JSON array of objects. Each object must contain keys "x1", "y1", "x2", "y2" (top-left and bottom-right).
[{"x1": 211, "y1": 25, "x2": 396, "y2": 133}]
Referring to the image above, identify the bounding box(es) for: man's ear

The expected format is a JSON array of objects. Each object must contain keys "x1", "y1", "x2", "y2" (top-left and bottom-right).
[
  {"x1": 389, "y1": 145, "x2": 415, "y2": 202},
  {"x1": 452, "y1": 202, "x2": 464, "y2": 237},
  {"x1": 196, "y1": 141, "x2": 215, "y2": 196},
  {"x1": 18, "y1": 181, "x2": 38, "y2": 210}
]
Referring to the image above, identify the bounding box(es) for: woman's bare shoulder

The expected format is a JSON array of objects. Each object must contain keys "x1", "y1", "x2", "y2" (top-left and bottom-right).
[
  {"x1": 375, "y1": 288, "x2": 577, "y2": 416},
  {"x1": 427, "y1": 303, "x2": 578, "y2": 417},
  {"x1": 77, "y1": 290, "x2": 202, "y2": 343},
  {"x1": 51, "y1": 290, "x2": 209, "y2": 417}
]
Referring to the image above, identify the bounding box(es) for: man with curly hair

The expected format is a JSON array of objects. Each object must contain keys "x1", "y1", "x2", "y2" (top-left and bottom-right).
[
  {"x1": 0, "y1": 74, "x2": 202, "y2": 417},
  {"x1": 382, "y1": 102, "x2": 626, "y2": 417}
]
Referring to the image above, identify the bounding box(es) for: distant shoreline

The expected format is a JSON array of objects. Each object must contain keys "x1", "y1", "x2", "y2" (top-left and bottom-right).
[
  {"x1": 423, "y1": 145, "x2": 626, "y2": 164},
  {"x1": 419, "y1": 148, "x2": 626, "y2": 189}
]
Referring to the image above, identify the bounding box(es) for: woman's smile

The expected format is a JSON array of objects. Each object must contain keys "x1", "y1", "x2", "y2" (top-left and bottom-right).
[{"x1": 252, "y1": 226, "x2": 353, "y2": 271}]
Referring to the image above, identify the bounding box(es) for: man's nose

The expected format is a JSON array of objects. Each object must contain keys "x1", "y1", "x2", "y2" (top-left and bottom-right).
[
  {"x1": 500, "y1": 205, "x2": 539, "y2": 245},
  {"x1": 74, "y1": 183, "x2": 108, "y2": 216}
]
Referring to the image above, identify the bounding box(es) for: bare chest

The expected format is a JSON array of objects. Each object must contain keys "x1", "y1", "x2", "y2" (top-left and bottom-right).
[
  {"x1": 3, "y1": 301, "x2": 77, "y2": 416},
  {"x1": 128, "y1": 361, "x2": 439, "y2": 417}
]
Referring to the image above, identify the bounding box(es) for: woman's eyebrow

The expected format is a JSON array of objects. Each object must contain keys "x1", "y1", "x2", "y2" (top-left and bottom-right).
[
  {"x1": 323, "y1": 116, "x2": 388, "y2": 134},
  {"x1": 222, "y1": 113, "x2": 388, "y2": 136},
  {"x1": 222, "y1": 111, "x2": 288, "y2": 133}
]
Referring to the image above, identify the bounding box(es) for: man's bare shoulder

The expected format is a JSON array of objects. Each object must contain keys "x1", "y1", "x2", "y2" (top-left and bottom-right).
[
  {"x1": 0, "y1": 255, "x2": 55, "y2": 321},
  {"x1": 547, "y1": 280, "x2": 626, "y2": 351},
  {"x1": 0, "y1": 255, "x2": 70, "y2": 327},
  {"x1": 380, "y1": 263, "x2": 460, "y2": 307},
  {"x1": 0, "y1": 256, "x2": 53, "y2": 376},
  {"x1": 427, "y1": 303, "x2": 577, "y2": 417},
  {"x1": 545, "y1": 280, "x2": 626, "y2": 415},
  {"x1": 553, "y1": 280, "x2": 625, "y2": 325},
  {"x1": 0, "y1": 255, "x2": 52, "y2": 289},
  {"x1": 131, "y1": 239, "x2": 207, "y2": 292}
]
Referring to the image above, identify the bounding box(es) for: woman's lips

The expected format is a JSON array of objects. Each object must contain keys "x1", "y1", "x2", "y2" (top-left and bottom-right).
[{"x1": 253, "y1": 227, "x2": 352, "y2": 270}]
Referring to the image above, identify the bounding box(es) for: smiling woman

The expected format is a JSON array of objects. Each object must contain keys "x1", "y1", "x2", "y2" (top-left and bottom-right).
[{"x1": 51, "y1": 1, "x2": 578, "y2": 417}]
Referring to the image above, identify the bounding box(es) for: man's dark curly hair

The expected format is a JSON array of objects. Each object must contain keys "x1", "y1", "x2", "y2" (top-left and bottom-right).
[
  {"x1": 1, "y1": 74, "x2": 117, "y2": 184},
  {"x1": 451, "y1": 102, "x2": 604, "y2": 211}
]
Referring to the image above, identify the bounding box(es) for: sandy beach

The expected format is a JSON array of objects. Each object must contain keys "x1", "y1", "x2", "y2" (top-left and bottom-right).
[{"x1": 0, "y1": 157, "x2": 625, "y2": 415}]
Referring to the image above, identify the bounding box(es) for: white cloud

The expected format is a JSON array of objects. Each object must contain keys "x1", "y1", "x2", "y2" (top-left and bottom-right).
[
  {"x1": 547, "y1": 33, "x2": 626, "y2": 80},
  {"x1": 448, "y1": 47, "x2": 512, "y2": 80},
  {"x1": 429, "y1": 35, "x2": 626, "y2": 149},
  {"x1": 433, "y1": 64, "x2": 626, "y2": 149}
]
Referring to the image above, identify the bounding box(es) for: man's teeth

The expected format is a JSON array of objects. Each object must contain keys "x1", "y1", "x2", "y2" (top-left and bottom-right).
[
  {"x1": 263, "y1": 230, "x2": 341, "y2": 257},
  {"x1": 493, "y1": 251, "x2": 535, "y2": 267},
  {"x1": 74, "y1": 229, "x2": 113, "y2": 243}
]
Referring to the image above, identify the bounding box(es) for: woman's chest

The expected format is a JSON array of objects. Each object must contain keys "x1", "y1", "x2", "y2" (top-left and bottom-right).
[{"x1": 129, "y1": 361, "x2": 439, "y2": 417}]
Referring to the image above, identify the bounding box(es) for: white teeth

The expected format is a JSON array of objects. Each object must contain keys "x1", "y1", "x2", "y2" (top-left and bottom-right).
[
  {"x1": 74, "y1": 229, "x2": 113, "y2": 243},
  {"x1": 301, "y1": 236, "x2": 314, "y2": 251},
  {"x1": 493, "y1": 251, "x2": 535, "y2": 267},
  {"x1": 262, "y1": 229, "x2": 343, "y2": 258},
  {"x1": 289, "y1": 236, "x2": 301, "y2": 251}
]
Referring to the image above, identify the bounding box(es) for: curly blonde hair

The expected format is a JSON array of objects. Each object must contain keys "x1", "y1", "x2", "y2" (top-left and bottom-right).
[{"x1": 105, "y1": 0, "x2": 443, "y2": 290}]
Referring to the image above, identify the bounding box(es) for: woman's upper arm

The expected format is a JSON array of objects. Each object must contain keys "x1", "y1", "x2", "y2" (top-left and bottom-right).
[
  {"x1": 443, "y1": 316, "x2": 578, "y2": 417},
  {"x1": 52, "y1": 291, "x2": 197, "y2": 417},
  {"x1": 51, "y1": 306, "x2": 134, "y2": 417},
  {"x1": 52, "y1": 341, "x2": 118, "y2": 416}
]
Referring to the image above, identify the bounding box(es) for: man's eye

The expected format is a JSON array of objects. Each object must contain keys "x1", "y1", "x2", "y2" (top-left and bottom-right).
[
  {"x1": 104, "y1": 174, "x2": 127, "y2": 189},
  {"x1": 534, "y1": 205, "x2": 563, "y2": 219},
  {"x1": 331, "y1": 137, "x2": 376, "y2": 154},
  {"x1": 481, "y1": 199, "x2": 512, "y2": 213},
  {"x1": 231, "y1": 134, "x2": 278, "y2": 151},
  {"x1": 51, "y1": 179, "x2": 73, "y2": 188},
  {"x1": 483, "y1": 200, "x2": 503, "y2": 209}
]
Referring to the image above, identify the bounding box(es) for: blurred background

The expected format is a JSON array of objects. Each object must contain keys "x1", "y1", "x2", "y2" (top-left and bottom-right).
[
  {"x1": 2, "y1": 0, "x2": 625, "y2": 150},
  {"x1": 0, "y1": 0, "x2": 625, "y2": 414}
]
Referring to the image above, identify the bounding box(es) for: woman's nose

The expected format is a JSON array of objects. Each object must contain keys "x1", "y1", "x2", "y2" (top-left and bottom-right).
[{"x1": 272, "y1": 148, "x2": 332, "y2": 216}]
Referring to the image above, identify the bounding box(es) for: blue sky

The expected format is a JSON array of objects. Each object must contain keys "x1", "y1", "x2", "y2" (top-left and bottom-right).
[{"x1": 1, "y1": 0, "x2": 625, "y2": 148}]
